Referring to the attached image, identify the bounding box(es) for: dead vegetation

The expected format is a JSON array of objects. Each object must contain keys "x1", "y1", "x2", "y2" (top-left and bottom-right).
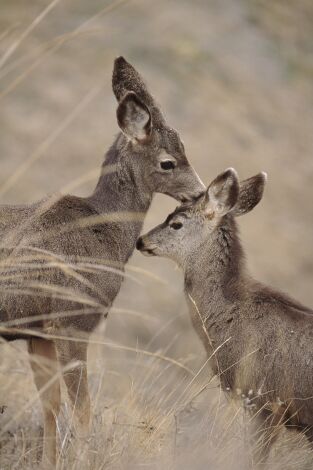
[{"x1": 0, "y1": 0, "x2": 312, "y2": 469}]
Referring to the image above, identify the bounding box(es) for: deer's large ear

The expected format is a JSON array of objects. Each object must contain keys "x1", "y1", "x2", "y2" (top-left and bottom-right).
[
  {"x1": 204, "y1": 168, "x2": 239, "y2": 218},
  {"x1": 112, "y1": 56, "x2": 155, "y2": 107},
  {"x1": 116, "y1": 91, "x2": 152, "y2": 141},
  {"x1": 232, "y1": 172, "x2": 267, "y2": 217}
]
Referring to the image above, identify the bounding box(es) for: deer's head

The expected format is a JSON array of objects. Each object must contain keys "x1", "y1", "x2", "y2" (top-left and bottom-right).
[
  {"x1": 136, "y1": 168, "x2": 267, "y2": 265},
  {"x1": 112, "y1": 57, "x2": 204, "y2": 202}
]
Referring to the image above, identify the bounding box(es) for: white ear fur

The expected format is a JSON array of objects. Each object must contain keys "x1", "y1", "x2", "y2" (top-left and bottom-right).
[
  {"x1": 116, "y1": 91, "x2": 151, "y2": 141},
  {"x1": 204, "y1": 168, "x2": 240, "y2": 217}
]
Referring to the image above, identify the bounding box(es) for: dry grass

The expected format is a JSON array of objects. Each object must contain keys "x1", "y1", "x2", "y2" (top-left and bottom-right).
[{"x1": 0, "y1": 0, "x2": 312, "y2": 468}]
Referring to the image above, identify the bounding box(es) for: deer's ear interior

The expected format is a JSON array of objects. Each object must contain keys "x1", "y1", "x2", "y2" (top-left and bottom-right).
[
  {"x1": 116, "y1": 91, "x2": 152, "y2": 141},
  {"x1": 204, "y1": 168, "x2": 239, "y2": 217},
  {"x1": 232, "y1": 172, "x2": 267, "y2": 217}
]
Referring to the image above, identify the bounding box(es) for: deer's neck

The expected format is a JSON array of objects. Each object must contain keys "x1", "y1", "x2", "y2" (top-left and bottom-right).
[
  {"x1": 184, "y1": 217, "x2": 246, "y2": 341},
  {"x1": 88, "y1": 134, "x2": 152, "y2": 263}
]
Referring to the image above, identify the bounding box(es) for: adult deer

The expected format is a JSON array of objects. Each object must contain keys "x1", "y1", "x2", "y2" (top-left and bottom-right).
[
  {"x1": 0, "y1": 57, "x2": 204, "y2": 465},
  {"x1": 137, "y1": 168, "x2": 313, "y2": 467}
]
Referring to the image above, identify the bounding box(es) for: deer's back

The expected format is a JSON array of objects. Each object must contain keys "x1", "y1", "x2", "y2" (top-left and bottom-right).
[{"x1": 0, "y1": 195, "x2": 126, "y2": 334}]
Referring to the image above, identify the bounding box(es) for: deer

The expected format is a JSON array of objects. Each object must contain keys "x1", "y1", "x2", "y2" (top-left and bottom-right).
[
  {"x1": 0, "y1": 57, "x2": 204, "y2": 466},
  {"x1": 137, "y1": 168, "x2": 313, "y2": 467}
]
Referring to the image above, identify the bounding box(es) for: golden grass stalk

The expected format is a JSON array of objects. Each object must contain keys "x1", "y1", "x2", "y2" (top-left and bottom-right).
[
  {"x1": 0, "y1": 326, "x2": 195, "y2": 376},
  {"x1": 0, "y1": 84, "x2": 103, "y2": 197},
  {"x1": 0, "y1": 0, "x2": 63, "y2": 70},
  {"x1": 0, "y1": 0, "x2": 132, "y2": 99}
]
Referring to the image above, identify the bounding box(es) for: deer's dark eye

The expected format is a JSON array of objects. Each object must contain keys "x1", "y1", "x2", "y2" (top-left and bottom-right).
[
  {"x1": 170, "y1": 222, "x2": 183, "y2": 230},
  {"x1": 160, "y1": 160, "x2": 175, "y2": 171}
]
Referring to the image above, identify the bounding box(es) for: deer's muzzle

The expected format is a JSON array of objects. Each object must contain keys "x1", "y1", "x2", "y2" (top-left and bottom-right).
[{"x1": 136, "y1": 237, "x2": 157, "y2": 256}]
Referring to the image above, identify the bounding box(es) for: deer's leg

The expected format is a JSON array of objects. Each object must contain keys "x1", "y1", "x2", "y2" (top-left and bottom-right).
[
  {"x1": 55, "y1": 338, "x2": 90, "y2": 437},
  {"x1": 249, "y1": 407, "x2": 285, "y2": 468},
  {"x1": 28, "y1": 338, "x2": 60, "y2": 466}
]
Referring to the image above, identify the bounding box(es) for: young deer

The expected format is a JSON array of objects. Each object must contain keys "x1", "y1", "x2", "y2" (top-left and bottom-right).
[
  {"x1": 0, "y1": 57, "x2": 204, "y2": 465},
  {"x1": 137, "y1": 168, "x2": 313, "y2": 466}
]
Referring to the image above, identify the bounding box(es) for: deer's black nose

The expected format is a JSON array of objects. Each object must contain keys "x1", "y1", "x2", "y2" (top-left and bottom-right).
[{"x1": 136, "y1": 237, "x2": 144, "y2": 250}]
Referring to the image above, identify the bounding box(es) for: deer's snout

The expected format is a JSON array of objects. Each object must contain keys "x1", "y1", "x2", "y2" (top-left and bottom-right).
[
  {"x1": 136, "y1": 236, "x2": 157, "y2": 256},
  {"x1": 178, "y1": 182, "x2": 205, "y2": 203},
  {"x1": 190, "y1": 189, "x2": 205, "y2": 202},
  {"x1": 136, "y1": 237, "x2": 144, "y2": 250},
  {"x1": 176, "y1": 189, "x2": 204, "y2": 205}
]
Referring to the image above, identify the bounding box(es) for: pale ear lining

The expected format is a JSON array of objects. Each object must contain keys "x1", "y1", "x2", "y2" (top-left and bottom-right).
[
  {"x1": 116, "y1": 91, "x2": 152, "y2": 141},
  {"x1": 231, "y1": 172, "x2": 267, "y2": 217},
  {"x1": 204, "y1": 168, "x2": 240, "y2": 217}
]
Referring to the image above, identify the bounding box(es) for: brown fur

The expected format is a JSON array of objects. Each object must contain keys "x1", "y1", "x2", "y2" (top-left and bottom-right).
[
  {"x1": 0, "y1": 57, "x2": 204, "y2": 465},
  {"x1": 138, "y1": 169, "x2": 313, "y2": 466}
]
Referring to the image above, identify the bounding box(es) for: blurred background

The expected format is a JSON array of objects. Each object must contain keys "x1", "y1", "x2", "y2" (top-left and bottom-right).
[{"x1": 0, "y1": 0, "x2": 312, "y2": 468}]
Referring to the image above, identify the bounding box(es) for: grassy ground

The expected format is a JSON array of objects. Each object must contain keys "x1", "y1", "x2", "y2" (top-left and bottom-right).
[{"x1": 0, "y1": 0, "x2": 312, "y2": 468}]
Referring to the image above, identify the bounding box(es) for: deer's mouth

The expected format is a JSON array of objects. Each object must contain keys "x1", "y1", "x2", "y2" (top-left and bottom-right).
[
  {"x1": 175, "y1": 192, "x2": 204, "y2": 204},
  {"x1": 140, "y1": 247, "x2": 157, "y2": 257},
  {"x1": 136, "y1": 237, "x2": 157, "y2": 256},
  {"x1": 176, "y1": 193, "x2": 193, "y2": 203}
]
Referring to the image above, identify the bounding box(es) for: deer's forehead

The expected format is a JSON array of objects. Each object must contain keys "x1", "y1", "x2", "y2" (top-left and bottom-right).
[
  {"x1": 159, "y1": 127, "x2": 185, "y2": 156},
  {"x1": 164, "y1": 206, "x2": 197, "y2": 224}
]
